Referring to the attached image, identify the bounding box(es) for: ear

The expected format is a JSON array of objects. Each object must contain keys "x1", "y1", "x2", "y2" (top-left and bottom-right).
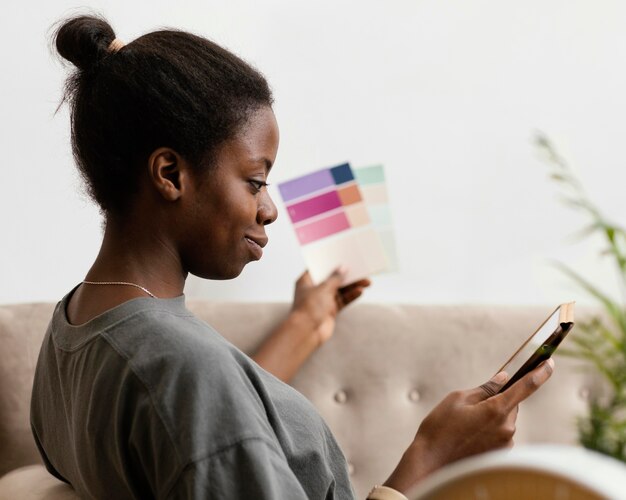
[{"x1": 147, "y1": 148, "x2": 190, "y2": 201}]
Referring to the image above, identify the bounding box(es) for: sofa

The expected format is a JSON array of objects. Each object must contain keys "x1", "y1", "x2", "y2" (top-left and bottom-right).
[{"x1": 0, "y1": 300, "x2": 603, "y2": 499}]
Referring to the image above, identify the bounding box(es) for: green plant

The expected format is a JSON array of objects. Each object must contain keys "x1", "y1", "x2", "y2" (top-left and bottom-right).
[{"x1": 535, "y1": 133, "x2": 626, "y2": 461}]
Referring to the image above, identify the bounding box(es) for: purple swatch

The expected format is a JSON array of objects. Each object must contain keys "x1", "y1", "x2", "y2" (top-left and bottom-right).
[{"x1": 278, "y1": 169, "x2": 336, "y2": 202}]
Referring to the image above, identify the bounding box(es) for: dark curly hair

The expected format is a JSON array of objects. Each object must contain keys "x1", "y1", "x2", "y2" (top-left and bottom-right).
[{"x1": 54, "y1": 15, "x2": 273, "y2": 214}]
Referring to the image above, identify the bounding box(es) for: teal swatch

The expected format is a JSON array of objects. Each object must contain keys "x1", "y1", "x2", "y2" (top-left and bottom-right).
[
  {"x1": 354, "y1": 165, "x2": 385, "y2": 185},
  {"x1": 368, "y1": 205, "x2": 392, "y2": 227}
]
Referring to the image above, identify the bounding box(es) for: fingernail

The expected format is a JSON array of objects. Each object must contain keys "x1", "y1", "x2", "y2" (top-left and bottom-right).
[
  {"x1": 492, "y1": 371, "x2": 508, "y2": 384},
  {"x1": 337, "y1": 265, "x2": 348, "y2": 276}
]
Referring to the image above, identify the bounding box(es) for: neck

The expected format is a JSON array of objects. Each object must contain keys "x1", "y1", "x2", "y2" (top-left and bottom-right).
[{"x1": 85, "y1": 215, "x2": 187, "y2": 298}]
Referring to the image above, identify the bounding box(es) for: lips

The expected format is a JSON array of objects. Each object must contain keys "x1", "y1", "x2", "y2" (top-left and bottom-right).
[{"x1": 244, "y1": 234, "x2": 267, "y2": 260}]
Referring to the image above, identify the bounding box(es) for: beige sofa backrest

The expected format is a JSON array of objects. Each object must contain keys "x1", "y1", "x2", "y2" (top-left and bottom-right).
[
  {"x1": 0, "y1": 304, "x2": 56, "y2": 480},
  {"x1": 0, "y1": 301, "x2": 599, "y2": 498}
]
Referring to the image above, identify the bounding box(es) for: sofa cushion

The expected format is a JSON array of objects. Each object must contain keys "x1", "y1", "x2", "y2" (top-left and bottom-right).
[
  {"x1": 0, "y1": 465, "x2": 78, "y2": 500},
  {"x1": 0, "y1": 304, "x2": 55, "y2": 477}
]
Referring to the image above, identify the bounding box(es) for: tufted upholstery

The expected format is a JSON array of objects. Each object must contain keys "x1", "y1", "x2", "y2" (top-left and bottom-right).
[{"x1": 0, "y1": 301, "x2": 602, "y2": 499}]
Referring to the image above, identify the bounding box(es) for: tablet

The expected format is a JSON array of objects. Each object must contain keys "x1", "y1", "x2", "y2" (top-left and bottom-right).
[{"x1": 497, "y1": 303, "x2": 575, "y2": 393}]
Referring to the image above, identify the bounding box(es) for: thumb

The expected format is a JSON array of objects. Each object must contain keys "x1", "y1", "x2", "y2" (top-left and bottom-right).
[
  {"x1": 296, "y1": 271, "x2": 313, "y2": 287},
  {"x1": 322, "y1": 266, "x2": 348, "y2": 290},
  {"x1": 495, "y1": 358, "x2": 555, "y2": 412}
]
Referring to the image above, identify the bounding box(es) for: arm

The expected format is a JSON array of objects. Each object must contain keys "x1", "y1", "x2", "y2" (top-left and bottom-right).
[
  {"x1": 383, "y1": 359, "x2": 555, "y2": 494},
  {"x1": 168, "y1": 438, "x2": 310, "y2": 499},
  {"x1": 252, "y1": 269, "x2": 370, "y2": 382}
]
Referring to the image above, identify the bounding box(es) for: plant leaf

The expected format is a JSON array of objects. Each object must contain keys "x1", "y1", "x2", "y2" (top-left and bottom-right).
[{"x1": 553, "y1": 262, "x2": 626, "y2": 332}]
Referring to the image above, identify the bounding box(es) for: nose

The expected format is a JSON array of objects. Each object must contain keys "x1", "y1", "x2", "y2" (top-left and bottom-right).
[{"x1": 257, "y1": 191, "x2": 278, "y2": 226}]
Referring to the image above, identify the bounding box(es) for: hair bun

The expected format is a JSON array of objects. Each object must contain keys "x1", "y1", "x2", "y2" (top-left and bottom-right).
[{"x1": 55, "y1": 15, "x2": 116, "y2": 71}]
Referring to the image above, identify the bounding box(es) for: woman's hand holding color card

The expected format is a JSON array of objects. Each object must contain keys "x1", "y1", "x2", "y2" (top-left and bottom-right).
[
  {"x1": 253, "y1": 268, "x2": 370, "y2": 382},
  {"x1": 292, "y1": 268, "x2": 371, "y2": 344}
]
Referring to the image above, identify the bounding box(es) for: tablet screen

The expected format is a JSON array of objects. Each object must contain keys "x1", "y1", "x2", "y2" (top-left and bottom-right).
[{"x1": 499, "y1": 306, "x2": 561, "y2": 377}]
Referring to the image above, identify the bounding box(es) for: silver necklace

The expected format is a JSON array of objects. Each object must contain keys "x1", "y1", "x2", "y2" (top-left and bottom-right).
[{"x1": 82, "y1": 281, "x2": 156, "y2": 298}]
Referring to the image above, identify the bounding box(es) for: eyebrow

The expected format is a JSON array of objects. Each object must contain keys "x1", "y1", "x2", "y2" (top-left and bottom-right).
[{"x1": 250, "y1": 157, "x2": 273, "y2": 173}]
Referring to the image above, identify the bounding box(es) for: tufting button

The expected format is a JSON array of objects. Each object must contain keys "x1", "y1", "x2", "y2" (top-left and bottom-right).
[
  {"x1": 578, "y1": 387, "x2": 590, "y2": 401},
  {"x1": 347, "y1": 462, "x2": 355, "y2": 475},
  {"x1": 408, "y1": 388, "x2": 420, "y2": 403},
  {"x1": 334, "y1": 390, "x2": 348, "y2": 404}
]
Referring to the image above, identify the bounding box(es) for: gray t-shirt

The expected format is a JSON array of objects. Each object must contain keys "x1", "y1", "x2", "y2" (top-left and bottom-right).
[{"x1": 30, "y1": 291, "x2": 355, "y2": 499}]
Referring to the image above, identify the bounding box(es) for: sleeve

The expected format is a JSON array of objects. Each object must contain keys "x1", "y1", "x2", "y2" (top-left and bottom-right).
[{"x1": 166, "y1": 437, "x2": 309, "y2": 500}]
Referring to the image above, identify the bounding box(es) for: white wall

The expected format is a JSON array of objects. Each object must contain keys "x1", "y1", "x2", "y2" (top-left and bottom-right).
[{"x1": 2, "y1": 0, "x2": 625, "y2": 305}]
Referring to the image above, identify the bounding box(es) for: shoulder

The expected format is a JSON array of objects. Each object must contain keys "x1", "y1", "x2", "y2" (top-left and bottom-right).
[
  {"x1": 98, "y1": 301, "x2": 277, "y2": 455},
  {"x1": 100, "y1": 301, "x2": 260, "y2": 397},
  {"x1": 97, "y1": 298, "x2": 251, "y2": 376}
]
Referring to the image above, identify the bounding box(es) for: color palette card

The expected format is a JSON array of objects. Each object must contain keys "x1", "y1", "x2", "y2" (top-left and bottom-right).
[
  {"x1": 278, "y1": 163, "x2": 390, "y2": 285},
  {"x1": 353, "y1": 165, "x2": 398, "y2": 271}
]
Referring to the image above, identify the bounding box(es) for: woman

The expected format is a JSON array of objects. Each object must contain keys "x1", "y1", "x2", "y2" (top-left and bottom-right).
[{"x1": 31, "y1": 15, "x2": 554, "y2": 499}]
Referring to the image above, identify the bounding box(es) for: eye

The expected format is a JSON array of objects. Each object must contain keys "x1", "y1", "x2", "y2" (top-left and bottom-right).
[{"x1": 248, "y1": 179, "x2": 269, "y2": 193}]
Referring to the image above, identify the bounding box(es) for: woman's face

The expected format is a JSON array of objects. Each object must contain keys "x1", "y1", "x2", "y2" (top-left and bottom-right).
[{"x1": 179, "y1": 106, "x2": 280, "y2": 280}]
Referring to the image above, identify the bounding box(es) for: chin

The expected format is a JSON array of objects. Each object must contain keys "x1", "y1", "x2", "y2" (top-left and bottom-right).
[{"x1": 191, "y1": 263, "x2": 246, "y2": 281}]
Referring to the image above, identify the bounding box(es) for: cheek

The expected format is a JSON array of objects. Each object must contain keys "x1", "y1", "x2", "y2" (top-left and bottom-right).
[
  {"x1": 222, "y1": 194, "x2": 258, "y2": 227},
  {"x1": 203, "y1": 211, "x2": 252, "y2": 258},
  {"x1": 192, "y1": 183, "x2": 259, "y2": 249}
]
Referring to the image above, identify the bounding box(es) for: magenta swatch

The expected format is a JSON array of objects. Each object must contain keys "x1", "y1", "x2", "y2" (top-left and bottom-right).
[{"x1": 287, "y1": 190, "x2": 342, "y2": 224}]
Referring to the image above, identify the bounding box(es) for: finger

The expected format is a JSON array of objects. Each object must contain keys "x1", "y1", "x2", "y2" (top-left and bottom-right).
[
  {"x1": 468, "y1": 371, "x2": 509, "y2": 403},
  {"x1": 339, "y1": 279, "x2": 371, "y2": 294},
  {"x1": 322, "y1": 266, "x2": 348, "y2": 290},
  {"x1": 505, "y1": 407, "x2": 518, "y2": 447},
  {"x1": 340, "y1": 278, "x2": 371, "y2": 290},
  {"x1": 295, "y1": 271, "x2": 313, "y2": 287},
  {"x1": 506, "y1": 405, "x2": 519, "y2": 425},
  {"x1": 339, "y1": 288, "x2": 363, "y2": 307},
  {"x1": 495, "y1": 358, "x2": 555, "y2": 412},
  {"x1": 335, "y1": 293, "x2": 345, "y2": 310}
]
